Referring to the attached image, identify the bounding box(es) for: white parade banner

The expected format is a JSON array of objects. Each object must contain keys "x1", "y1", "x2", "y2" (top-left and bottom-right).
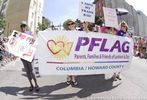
[
  {"x1": 37, "y1": 30, "x2": 133, "y2": 75},
  {"x1": 79, "y1": 1, "x2": 95, "y2": 23},
  {"x1": 103, "y1": 7, "x2": 119, "y2": 28},
  {"x1": 6, "y1": 30, "x2": 36, "y2": 62}
]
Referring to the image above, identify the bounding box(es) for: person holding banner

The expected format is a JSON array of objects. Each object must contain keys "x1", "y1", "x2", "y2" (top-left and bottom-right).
[
  {"x1": 116, "y1": 21, "x2": 128, "y2": 37},
  {"x1": 100, "y1": 26, "x2": 117, "y2": 35},
  {"x1": 20, "y1": 21, "x2": 40, "y2": 91},
  {"x1": 112, "y1": 21, "x2": 128, "y2": 81},
  {"x1": 64, "y1": 19, "x2": 78, "y2": 86},
  {"x1": 79, "y1": 21, "x2": 95, "y2": 32}
]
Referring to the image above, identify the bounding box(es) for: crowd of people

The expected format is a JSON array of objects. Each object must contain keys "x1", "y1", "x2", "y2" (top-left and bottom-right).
[
  {"x1": 62, "y1": 19, "x2": 132, "y2": 86},
  {"x1": 134, "y1": 37, "x2": 147, "y2": 59},
  {"x1": 0, "y1": 37, "x2": 16, "y2": 67}
]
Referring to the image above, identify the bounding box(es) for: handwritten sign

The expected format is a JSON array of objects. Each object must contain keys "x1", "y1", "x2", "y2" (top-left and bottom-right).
[
  {"x1": 79, "y1": 1, "x2": 95, "y2": 23},
  {"x1": 103, "y1": 7, "x2": 118, "y2": 28},
  {"x1": 6, "y1": 30, "x2": 36, "y2": 62}
]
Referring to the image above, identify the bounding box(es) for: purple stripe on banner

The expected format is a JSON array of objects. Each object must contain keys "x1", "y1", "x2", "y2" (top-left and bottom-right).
[{"x1": 47, "y1": 61, "x2": 129, "y2": 64}]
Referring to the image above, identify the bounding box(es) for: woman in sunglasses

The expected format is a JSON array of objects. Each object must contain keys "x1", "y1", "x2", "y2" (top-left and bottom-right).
[
  {"x1": 112, "y1": 21, "x2": 128, "y2": 81},
  {"x1": 116, "y1": 21, "x2": 128, "y2": 37},
  {"x1": 64, "y1": 19, "x2": 78, "y2": 86}
]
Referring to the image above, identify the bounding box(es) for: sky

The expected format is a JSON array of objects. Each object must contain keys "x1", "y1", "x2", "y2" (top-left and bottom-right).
[
  {"x1": 126, "y1": 0, "x2": 147, "y2": 15},
  {"x1": 43, "y1": 0, "x2": 147, "y2": 26}
]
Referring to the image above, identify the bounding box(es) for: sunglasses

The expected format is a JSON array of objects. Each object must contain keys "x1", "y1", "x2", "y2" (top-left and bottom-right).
[
  {"x1": 68, "y1": 22, "x2": 75, "y2": 25},
  {"x1": 122, "y1": 26, "x2": 127, "y2": 28}
]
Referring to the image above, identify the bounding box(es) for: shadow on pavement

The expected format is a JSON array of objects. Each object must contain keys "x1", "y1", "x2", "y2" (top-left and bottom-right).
[
  {"x1": 75, "y1": 74, "x2": 121, "y2": 98},
  {"x1": 41, "y1": 74, "x2": 121, "y2": 100},
  {"x1": 20, "y1": 82, "x2": 68, "y2": 99},
  {"x1": 0, "y1": 86, "x2": 27, "y2": 96},
  {"x1": 0, "y1": 75, "x2": 121, "y2": 100}
]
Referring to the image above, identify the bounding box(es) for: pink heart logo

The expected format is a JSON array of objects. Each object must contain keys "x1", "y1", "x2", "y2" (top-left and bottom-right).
[{"x1": 47, "y1": 40, "x2": 65, "y2": 55}]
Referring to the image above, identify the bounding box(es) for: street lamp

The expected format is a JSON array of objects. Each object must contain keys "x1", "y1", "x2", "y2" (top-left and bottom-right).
[{"x1": 116, "y1": 8, "x2": 129, "y2": 22}]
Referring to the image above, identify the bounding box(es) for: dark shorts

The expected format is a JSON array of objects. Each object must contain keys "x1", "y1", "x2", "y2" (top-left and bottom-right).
[{"x1": 21, "y1": 59, "x2": 35, "y2": 80}]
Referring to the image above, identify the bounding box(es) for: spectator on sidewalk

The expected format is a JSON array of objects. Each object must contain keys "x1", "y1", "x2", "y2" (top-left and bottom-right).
[{"x1": 141, "y1": 38, "x2": 146, "y2": 58}]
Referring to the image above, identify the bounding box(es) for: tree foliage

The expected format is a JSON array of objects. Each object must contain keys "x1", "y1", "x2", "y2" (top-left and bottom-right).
[
  {"x1": 93, "y1": 0, "x2": 100, "y2": 4},
  {"x1": 0, "y1": 16, "x2": 6, "y2": 29},
  {"x1": 95, "y1": 16, "x2": 104, "y2": 26},
  {"x1": 0, "y1": 0, "x2": 2, "y2": 5},
  {"x1": 38, "y1": 17, "x2": 51, "y2": 30}
]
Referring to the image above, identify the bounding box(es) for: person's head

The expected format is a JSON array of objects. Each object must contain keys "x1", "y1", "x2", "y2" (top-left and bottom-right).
[
  {"x1": 67, "y1": 20, "x2": 76, "y2": 30},
  {"x1": 64, "y1": 20, "x2": 76, "y2": 30},
  {"x1": 80, "y1": 21, "x2": 90, "y2": 32},
  {"x1": 129, "y1": 32, "x2": 133, "y2": 38},
  {"x1": 20, "y1": 21, "x2": 28, "y2": 32},
  {"x1": 107, "y1": 27, "x2": 115, "y2": 34},
  {"x1": 120, "y1": 21, "x2": 128, "y2": 32},
  {"x1": 81, "y1": 22, "x2": 87, "y2": 29},
  {"x1": 142, "y1": 38, "x2": 145, "y2": 41},
  {"x1": 87, "y1": 23, "x2": 95, "y2": 31}
]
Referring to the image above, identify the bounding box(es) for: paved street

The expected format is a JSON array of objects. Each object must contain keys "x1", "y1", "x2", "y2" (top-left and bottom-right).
[{"x1": 0, "y1": 57, "x2": 147, "y2": 100}]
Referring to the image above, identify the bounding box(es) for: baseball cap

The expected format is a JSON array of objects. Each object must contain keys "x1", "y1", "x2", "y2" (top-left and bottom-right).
[
  {"x1": 20, "y1": 21, "x2": 27, "y2": 25},
  {"x1": 20, "y1": 21, "x2": 27, "y2": 28}
]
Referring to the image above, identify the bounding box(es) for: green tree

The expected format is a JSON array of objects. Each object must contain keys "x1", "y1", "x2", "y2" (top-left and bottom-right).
[
  {"x1": 95, "y1": 16, "x2": 104, "y2": 26},
  {"x1": 93, "y1": 0, "x2": 100, "y2": 4},
  {"x1": 0, "y1": 16, "x2": 6, "y2": 30},
  {"x1": 38, "y1": 17, "x2": 51, "y2": 30},
  {"x1": 0, "y1": 0, "x2": 2, "y2": 5}
]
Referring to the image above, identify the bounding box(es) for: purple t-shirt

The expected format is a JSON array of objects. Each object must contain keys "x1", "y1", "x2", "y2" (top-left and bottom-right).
[
  {"x1": 25, "y1": 31, "x2": 32, "y2": 35},
  {"x1": 116, "y1": 30, "x2": 127, "y2": 37}
]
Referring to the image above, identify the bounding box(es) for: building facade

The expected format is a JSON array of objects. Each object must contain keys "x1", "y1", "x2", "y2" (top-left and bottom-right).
[
  {"x1": 95, "y1": 0, "x2": 105, "y2": 17},
  {"x1": 0, "y1": 0, "x2": 9, "y2": 16},
  {"x1": 1, "y1": 0, "x2": 44, "y2": 37},
  {"x1": 95, "y1": 0, "x2": 147, "y2": 36},
  {"x1": 28, "y1": 0, "x2": 44, "y2": 33},
  {"x1": 137, "y1": 11, "x2": 147, "y2": 37}
]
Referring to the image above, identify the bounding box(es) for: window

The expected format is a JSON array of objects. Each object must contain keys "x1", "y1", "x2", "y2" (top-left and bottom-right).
[
  {"x1": 39, "y1": 2, "x2": 41, "y2": 8},
  {"x1": 38, "y1": 16, "x2": 40, "y2": 22},
  {"x1": 32, "y1": 12, "x2": 34, "y2": 19},
  {"x1": 33, "y1": 0, "x2": 36, "y2": 7},
  {"x1": 30, "y1": 21, "x2": 33, "y2": 29}
]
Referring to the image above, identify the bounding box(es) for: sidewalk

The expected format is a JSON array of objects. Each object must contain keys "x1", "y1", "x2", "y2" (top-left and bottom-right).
[{"x1": 0, "y1": 58, "x2": 22, "y2": 71}]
